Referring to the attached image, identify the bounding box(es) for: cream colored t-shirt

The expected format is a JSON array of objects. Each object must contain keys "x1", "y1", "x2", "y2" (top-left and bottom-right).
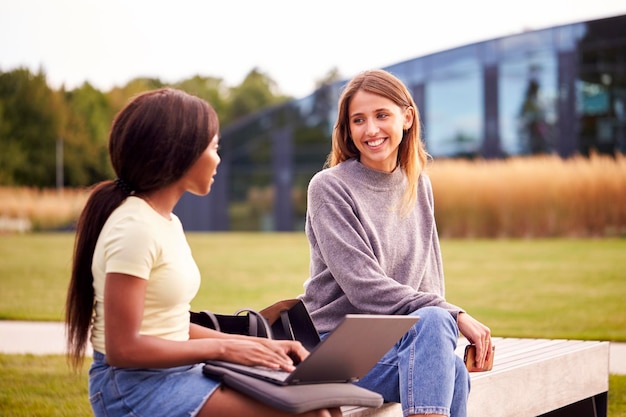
[{"x1": 90, "y1": 196, "x2": 201, "y2": 354}]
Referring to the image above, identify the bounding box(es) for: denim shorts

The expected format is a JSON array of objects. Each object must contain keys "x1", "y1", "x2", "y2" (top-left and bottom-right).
[{"x1": 89, "y1": 351, "x2": 221, "y2": 417}]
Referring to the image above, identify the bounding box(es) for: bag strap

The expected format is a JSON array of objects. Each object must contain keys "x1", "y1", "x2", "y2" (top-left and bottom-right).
[
  {"x1": 280, "y1": 310, "x2": 295, "y2": 340},
  {"x1": 235, "y1": 308, "x2": 274, "y2": 339},
  {"x1": 199, "y1": 310, "x2": 221, "y2": 332}
]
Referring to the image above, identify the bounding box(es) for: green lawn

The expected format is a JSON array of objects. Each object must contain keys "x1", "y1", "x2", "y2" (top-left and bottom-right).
[
  {"x1": 1, "y1": 354, "x2": 623, "y2": 417},
  {"x1": 0, "y1": 233, "x2": 625, "y2": 416},
  {"x1": 1, "y1": 233, "x2": 624, "y2": 342},
  {"x1": 0, "y1": 354, "x2": 90, "y2": 417}
]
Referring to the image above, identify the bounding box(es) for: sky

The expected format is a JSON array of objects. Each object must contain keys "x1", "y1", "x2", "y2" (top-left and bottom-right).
[{"x1": 2, "y1": 0, "x2": 626, "y2": 99}]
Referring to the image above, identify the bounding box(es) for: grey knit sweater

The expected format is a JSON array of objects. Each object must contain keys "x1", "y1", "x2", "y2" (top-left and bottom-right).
[{"x1": 300, "y1": 158, "x2": 462, "y2": 333}]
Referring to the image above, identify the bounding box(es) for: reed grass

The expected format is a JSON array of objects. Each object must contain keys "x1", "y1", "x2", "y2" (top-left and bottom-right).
[
  {"x1": 1, "y1": 154, "x2": 625, "y2": 236},
  {"x1": 0, "y1": 187, "x2": 89, "y2": 232},
  {"x1": 429, "y1": 153, "x2": 626, "y2": 238}
]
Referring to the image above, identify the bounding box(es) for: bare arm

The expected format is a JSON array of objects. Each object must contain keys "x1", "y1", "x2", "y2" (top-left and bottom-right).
[
  {"x1": 188, "y1": 322, "x2": 310, "y2": 364},
  {"x1": 104, "y1": 272, "x2": 307, "y2": 370}
]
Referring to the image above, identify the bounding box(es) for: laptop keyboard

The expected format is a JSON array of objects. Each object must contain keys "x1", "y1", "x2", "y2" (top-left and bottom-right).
[{"x1": 249, "y1": 366, "x2": 290, "y2": 381}]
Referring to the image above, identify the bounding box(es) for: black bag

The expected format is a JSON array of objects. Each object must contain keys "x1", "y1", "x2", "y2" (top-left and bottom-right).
[
  {"x1": 193, "y1": 299, "x2": 384, "y2": 413},
  {"x1": 190, "y1": 298, "x2": 321, "y2": 350},
  {"x1": 202, "y1": 362, "x2": 383, "y2": 413}
]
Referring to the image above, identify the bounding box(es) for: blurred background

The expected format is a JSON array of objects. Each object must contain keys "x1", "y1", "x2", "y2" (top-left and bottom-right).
[{"x1": 1, "y1": 0, "x2": 625, "y2": 236}]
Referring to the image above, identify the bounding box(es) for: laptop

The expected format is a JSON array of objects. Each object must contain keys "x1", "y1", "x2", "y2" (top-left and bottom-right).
[{"x1": 204, "y1": 314, "x2": 419, "y2": 386}]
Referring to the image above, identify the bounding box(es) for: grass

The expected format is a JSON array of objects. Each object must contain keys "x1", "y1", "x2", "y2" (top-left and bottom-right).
[
  {"x1": 0, "y1": 233, "x2": 75, "y2": 320},
  {"x1": 0, "y1": 187, "x2": 89, "y2": 231},
  {"x1": 0, "y1": 354, "x2": 90, "y2": 417},
  {"x1": 441, "y1": 239, "x2": 626, "y2": 341},
  {"x1": 1, "y1": 233, "x2": 624, "y2": 342},
  {"x1": 1, "y1": 355, "x2": 624, "y2": 417},
  {"x1": 612, "y1": 375, "x2": 626, "y2": 417},
  {"x1": 0, "y1": 233, "x2": 625, "y2": 416}
]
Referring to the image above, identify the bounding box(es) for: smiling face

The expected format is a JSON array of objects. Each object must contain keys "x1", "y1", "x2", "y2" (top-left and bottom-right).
[{"x1": 348, "y1": 90, "x2": 414, "y2": 172}]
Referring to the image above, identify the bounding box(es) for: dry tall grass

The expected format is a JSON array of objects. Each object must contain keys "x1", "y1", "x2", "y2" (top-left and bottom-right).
[
  {"x1": 0, "y1": 187, "x2": 90, "y2": 232},
  {"x1": 429, "y1": 153, "x2": 626, "y2": 237},
  {"x1": 1, "y1": 154, "x2": 624, "y2": 236}
]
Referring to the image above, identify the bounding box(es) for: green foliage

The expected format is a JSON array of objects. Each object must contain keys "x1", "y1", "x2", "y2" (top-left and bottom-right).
[
  {"x1": 174, "y1": 75, "x2": 230, "y2": 124},
  {"x1": 0, "y1": 68, "x2": 63, "y2": 186},
  {"x1": 0, "y1": 67, "x2": 287, "y2": 188},
  {"x1": 61, "y1": 83, "x2": 115, "y2": 185},
  {"x1": 229, "y1": 67, "x2": 290, "y2": 121}
]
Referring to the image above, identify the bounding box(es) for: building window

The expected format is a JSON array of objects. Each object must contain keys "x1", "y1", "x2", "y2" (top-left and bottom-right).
[{"x1": 499, "y1": 51, "x2": 558, "y2": 155}]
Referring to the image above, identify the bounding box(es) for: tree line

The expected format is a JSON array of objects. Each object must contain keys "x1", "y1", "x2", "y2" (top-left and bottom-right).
[{"x1": 0, "y1": 66, "x2": 339, "y2": 188}]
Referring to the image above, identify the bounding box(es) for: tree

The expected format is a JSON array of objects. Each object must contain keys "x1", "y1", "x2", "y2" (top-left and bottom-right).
[
  {"x1": 315, "y1": 67, "x2": 342, "y2": 89},
  {"x1": 62, "y1": 82, "x2": 115, "y2": 186},
  {"x1": 228, "y1": 68, "x2": 289, "y2": 122},
  {"x1": 106, "y1": 77, "x2": 166, "y2": 115},
  {"x1": 0, "y1": 65, "x2": 308, "y2": 188},
  {"x1": 0, "y1": 67, "x2": 63, "y2": 186},
  {"x1": 174, "y1": 75, "x2": 229, "y2": 124}
]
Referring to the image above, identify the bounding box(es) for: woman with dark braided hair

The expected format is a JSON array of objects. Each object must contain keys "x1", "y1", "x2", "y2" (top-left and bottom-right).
[{"x1": 65, "y1": 88, "x2": 341, "y2": 417}]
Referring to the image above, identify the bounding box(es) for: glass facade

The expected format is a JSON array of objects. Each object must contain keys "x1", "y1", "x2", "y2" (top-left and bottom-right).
[
  {"x1": 424, "y1": 54, "x2": 483, "y2": 157},
  {"x1": 175, "y1": 14, "x2": 626, "y2": 231},
  {"x1": 499, "y1": 50, "x2": 558, "y2": 155}
]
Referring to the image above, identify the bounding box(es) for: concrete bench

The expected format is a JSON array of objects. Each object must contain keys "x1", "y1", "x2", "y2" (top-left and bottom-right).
[{"x1": 342, "y1": 337, "x2": 610, "y2": 417}]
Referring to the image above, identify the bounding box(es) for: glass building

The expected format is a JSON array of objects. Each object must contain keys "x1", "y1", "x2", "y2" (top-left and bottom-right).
[{"x1": 175, "y1": 13, "x2": 626, "y2": 231}]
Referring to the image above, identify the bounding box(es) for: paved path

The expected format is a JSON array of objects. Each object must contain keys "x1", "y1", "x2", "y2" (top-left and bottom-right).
[{"x1": 1, "y1": 321, "x2": 624, "y2": 374}]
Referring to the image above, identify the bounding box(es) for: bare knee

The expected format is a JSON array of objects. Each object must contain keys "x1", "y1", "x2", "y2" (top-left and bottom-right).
[
  {"x1": 199, "y1": 386, "x2": 343, "y2": 417},
  {"x1": 306, "y1": 408, "x2": 343, "y2": 417}
]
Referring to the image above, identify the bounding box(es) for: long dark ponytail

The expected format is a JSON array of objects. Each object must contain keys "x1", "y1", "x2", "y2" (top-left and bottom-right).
[
  {"x1": 65, "y1": 88, "x2": 219, "y2": 370},
  {"x1": 65, "y1": 181, "x2": 126, "y2": 369}
]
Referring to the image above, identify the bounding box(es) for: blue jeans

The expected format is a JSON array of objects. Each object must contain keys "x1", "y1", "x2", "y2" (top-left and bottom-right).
[{"x1": 353, "y1": 307, "x2": 470, "y2": 417}]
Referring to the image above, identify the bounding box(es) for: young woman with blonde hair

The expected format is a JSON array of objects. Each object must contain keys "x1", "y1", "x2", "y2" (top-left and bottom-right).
[{"x1": 301, "y1": 70, "x2": 492, "y2": 417}]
